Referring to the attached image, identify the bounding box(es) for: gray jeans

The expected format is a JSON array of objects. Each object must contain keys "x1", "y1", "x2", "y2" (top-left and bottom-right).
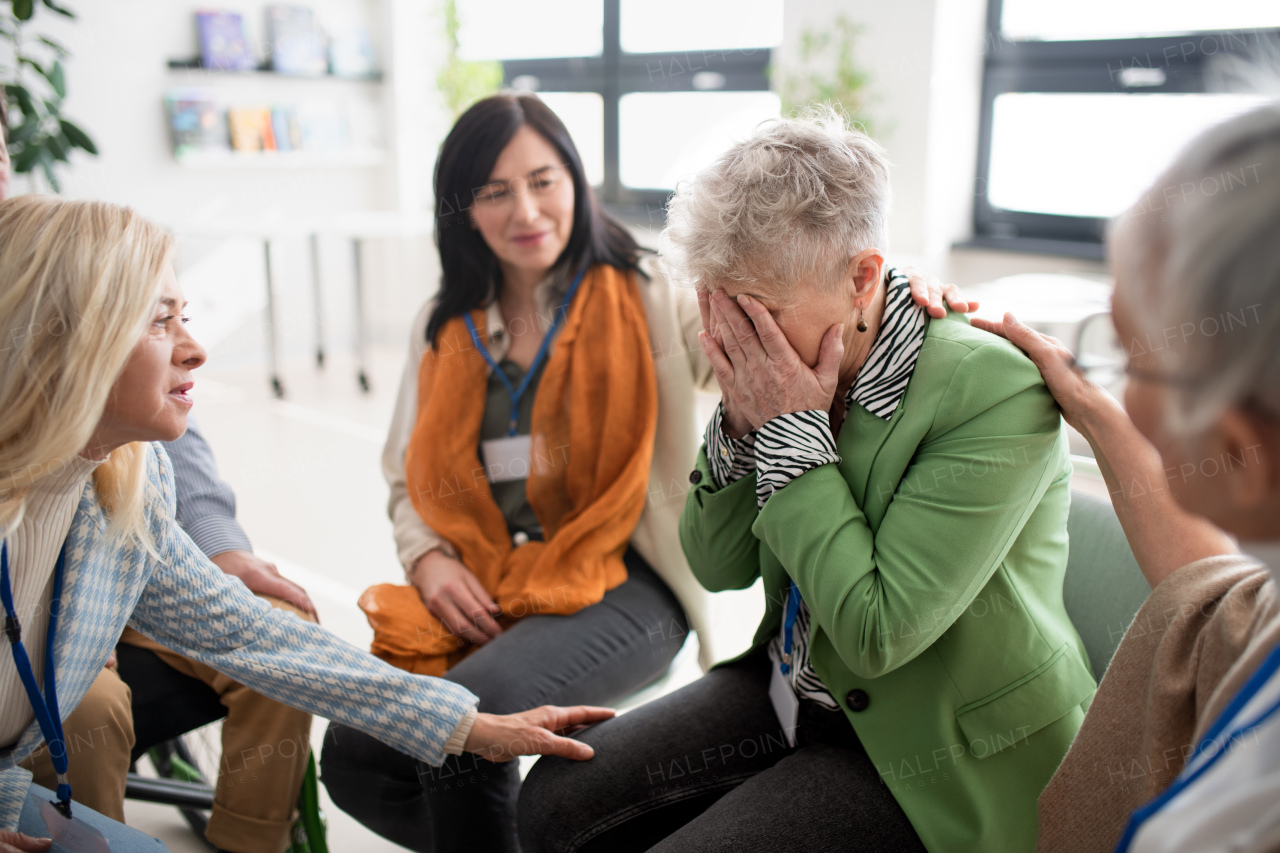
[
  {"x1": 320, "y1": 549, "x2": 686, "y2": 853},
  {"x1": 517, "y1": 650, "x2": 926, "y2": 853}
]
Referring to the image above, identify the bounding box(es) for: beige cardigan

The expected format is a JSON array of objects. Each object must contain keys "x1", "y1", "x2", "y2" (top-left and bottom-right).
[
  {"x1": 1037, "y1": 553, "x2": 1280, "y2": 852},
  {"x1": 382, "y1": 258, "x2": 718, "y2": 669}
]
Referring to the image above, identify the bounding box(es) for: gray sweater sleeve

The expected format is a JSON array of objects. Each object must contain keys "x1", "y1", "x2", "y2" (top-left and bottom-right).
[{"x1": 164, "y1": 415, "x2": 254, "y2": 558}]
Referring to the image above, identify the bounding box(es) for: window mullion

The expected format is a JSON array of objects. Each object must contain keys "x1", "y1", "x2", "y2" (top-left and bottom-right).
[{"x1": 602, "y1": 0, "x2": 621, "y2": 205}]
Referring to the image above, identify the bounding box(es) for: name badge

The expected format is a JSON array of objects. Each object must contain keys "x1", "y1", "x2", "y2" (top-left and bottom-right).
[
  {"x1": 768, "y1": 657, "x2": 800, "y2": 747},
  {"x1": 40, "y1": 801, "x2": 111, "y2": 853},
  {"x1": 481, "y1": 435, "x2": 532, "y2": 483}
]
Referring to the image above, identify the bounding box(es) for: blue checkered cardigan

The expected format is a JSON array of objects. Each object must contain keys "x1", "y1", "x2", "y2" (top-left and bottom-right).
[{"x1": 0, "y1": 442, "x2": 479, "y2": 830}]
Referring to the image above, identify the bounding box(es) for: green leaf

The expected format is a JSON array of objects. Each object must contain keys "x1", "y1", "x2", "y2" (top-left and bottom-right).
[
  {"x1": 47, "y1": 59, "x2": 65, "y2": 99},
  {"x1": 9, "y1": 116, "x2": 38, "y2": 144},
  {"x1": 41, "y1": 0, "x2": 75, "y2": 18},
  {"x1": 59, "y1": 118, "x2": 94, "y2": 154},
  {"x1": 4, "y1": 83, "x2": 37, "y2": 118},
  {"x1": 11, "y1": 140, "x2": 41, "y2": 172},
  {"x1": 39, "y1": 151, "x2": 61, "y2": 193},
  {"x1": 47, "y1": 131, "x2": 69, "y2": 161},
  {"x1": 12, "y1": 0, "x2": 34, "y2": 21},
  {"x1": 37, "y1": 35, "x2": 69, "y2": 57}
]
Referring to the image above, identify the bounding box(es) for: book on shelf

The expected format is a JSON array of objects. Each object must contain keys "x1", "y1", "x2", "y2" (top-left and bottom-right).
[
  {"x1": 227, "y1": 108, "x2": 278, "y2": 152},
  {"x1": 166, "y1": 90, "x2": 230, "y2": 157},
  {"x1": 196, "y1": 11, "x2": 257, "y2": 72},
  {"x1": 329, "y1": 21, "x2": 378, "y2": 78},
  {"x1": 268, "y1": 5, "x2": 328, "y2": 76},
  {"x1": 165, "y1": 87, "x2": 367, "y2": 162},
  {"x1": 271, "y1": 106, "x2": 301, "y2": 152},
  {"x1": 295, "y1": 100, "x2": 351, "y2": 151}
]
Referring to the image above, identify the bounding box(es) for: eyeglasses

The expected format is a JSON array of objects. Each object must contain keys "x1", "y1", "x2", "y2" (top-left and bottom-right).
[
  {"x1": 1070, "y1": 312, "x2": 1204, "y2": 387},
  {"x1": 1070, "y1": 312, "x2": 1185, "y2": 388},
  {"x1": 471, "y1": 164, "x2": 569, "y2": 209},
  {"x1": 1071, "y1": 312, "x2": 1128, "y2": 387},
  {"x1": 1070, "y1": 312, "x2": 1280, "y2": 424},
  {"x1": 1074, "y1": 356, "x2": 1200, "y2": 389}
]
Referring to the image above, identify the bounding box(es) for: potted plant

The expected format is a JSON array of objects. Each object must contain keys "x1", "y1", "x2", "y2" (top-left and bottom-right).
[
  {"x1": 773, "y1": 16, "x2": 878, "y2": 136},
  {"x1": 0, "y1": 0, "x2": 96, "y2": 191}
]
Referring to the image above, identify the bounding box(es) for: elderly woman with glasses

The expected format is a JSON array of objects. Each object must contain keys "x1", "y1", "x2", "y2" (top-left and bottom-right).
[
  {"x1": 981, "y1": 104, "x2": 1280, "y2": 853},
  {"x1": 516, "y1": 109, "x2": 1094, "y2": 853}
]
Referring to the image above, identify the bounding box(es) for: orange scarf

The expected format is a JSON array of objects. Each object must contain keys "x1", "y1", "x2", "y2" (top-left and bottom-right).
[{"x1": 359, "y1": 264, "x2": 658, "y2": 675}]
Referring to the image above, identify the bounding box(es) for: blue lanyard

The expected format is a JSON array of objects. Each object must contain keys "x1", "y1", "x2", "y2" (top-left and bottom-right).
[
  {"x1": 1113, "y1": 639, "x2": 1280, "y2": 852},
  {"x1": 464, "y1": 266, "x2": 588, "y2": 437},
  {"x1": 1, "y1": 539, "x2": 74, "y2": 816},
  {"x1": 780, "y1": 581, "x2": 802, "y2": 674}
]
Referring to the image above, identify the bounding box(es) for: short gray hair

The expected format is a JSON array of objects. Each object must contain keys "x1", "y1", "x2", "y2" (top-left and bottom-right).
[
  {"x1": 660, "y1": 106, "x2": 891, "y2": 296},
  {"x1": 1112, "y1": 102, "x2": 1280, "y2": 435}
]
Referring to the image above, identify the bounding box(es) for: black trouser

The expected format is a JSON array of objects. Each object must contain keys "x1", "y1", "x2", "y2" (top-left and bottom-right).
[
  {"x1": 320, "y1": 548, "x2": 688, "y2": 853},
  {"x1": 517, "y1": 650, "x2": 927, "y2": 853}
]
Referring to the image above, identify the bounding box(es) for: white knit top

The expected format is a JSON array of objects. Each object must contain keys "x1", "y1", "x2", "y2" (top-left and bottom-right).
[{"x1": 0, "y1": 454, "x2": 101, "y2": 746}]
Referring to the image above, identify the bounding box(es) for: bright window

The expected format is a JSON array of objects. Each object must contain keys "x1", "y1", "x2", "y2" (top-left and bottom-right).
[
  {"x1": 971, "y1": 0, "x2": 1280, "y2": 255},
  {"x1": 619, "y1": 0, "x2": 783, "y2": 53},
  {"x1": 485, "y1": 0, "x2": 776, "y2": 210},
  {"x1": 988, "y1": 92, "x2": 1268, "y2": 218},
  {"x1": 456, "y1": 0, "x2": 602, "y2": 60},
  {"x1": 537, "y1": 92, "x2": 606, "y2": 186},
  {"x1": 619, "y1": 91, "x2": 781, "y2": 189}
]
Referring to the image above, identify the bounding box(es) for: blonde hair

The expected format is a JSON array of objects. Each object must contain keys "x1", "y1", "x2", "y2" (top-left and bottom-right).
[
  {"x1": 661, "y1": 104, "x2": 891, "y2": 296},
  {"x1": 0, "y1": 196, "x2": 174, "y2": 546}
]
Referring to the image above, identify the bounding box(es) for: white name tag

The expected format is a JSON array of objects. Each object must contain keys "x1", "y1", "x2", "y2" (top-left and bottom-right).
[
  {"x1": 40, "y1": 800, "x2": 111, "y2": 853},
  {"x1": 481, "y1": 434, "x2": 533, "y2": 483},
  {"x1": 768, "y1": 657, "x2": 800, "y2": 747}
]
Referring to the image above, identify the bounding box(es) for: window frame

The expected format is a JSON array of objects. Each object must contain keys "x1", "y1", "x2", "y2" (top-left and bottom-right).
[
  {"x1": 499, "y1": 0, "x2": 772, "y2": 219},
  {"x1": 970, "y1": 0, "x2": 1280, "y2": 258}
]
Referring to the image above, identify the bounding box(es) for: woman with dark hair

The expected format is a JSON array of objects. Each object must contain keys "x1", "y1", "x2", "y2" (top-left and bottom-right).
[
  {"x1": 319, "y1": 92, "x2": 968, "y2": 852},
  {"x1": 318, "y1": 91, "x2": 710, "y2": 853}
]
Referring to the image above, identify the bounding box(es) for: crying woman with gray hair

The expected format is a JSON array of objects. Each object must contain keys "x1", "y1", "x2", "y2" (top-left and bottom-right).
[
  {"x1": 517, "y1": 108, "x2": 1094, "y2": 852},
  {"x1": 976, "y1": 104, "x2": 1280, "y2": 853}
]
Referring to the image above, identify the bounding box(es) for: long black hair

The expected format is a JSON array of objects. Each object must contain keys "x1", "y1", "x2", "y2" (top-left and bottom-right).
[{"x1": 427, "y1": 92, "x2": 644, "y2": 346}]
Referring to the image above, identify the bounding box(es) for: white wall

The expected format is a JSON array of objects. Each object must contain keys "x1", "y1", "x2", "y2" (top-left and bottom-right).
[
  {"x1": 31, "y1": 1, "x2": 393, "y2": 221},
  {"x1": 779, "y1": 0, "x2": 986, "y2": 268},
  {"x1": 5, "y1": 0, "x2": 452, "y2": 369},
  {"x1": 10, "y1": 0, "x2": 1105, "y2": 372}
]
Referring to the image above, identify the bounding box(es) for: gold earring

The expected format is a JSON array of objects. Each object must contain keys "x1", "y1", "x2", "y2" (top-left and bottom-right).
[{"x1": 856, "y1": 307, "x2": 868, "y2": 333}]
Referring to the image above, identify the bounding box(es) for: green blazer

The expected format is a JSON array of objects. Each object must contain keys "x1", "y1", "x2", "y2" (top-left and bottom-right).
[{"x1": 680, "y1": 314, "x2": 1095, "y2": 853}]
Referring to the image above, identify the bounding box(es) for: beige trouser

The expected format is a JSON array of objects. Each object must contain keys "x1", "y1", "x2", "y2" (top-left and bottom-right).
[{"x1": 27, "y1": 594, "x2": 314, "y2": 853}]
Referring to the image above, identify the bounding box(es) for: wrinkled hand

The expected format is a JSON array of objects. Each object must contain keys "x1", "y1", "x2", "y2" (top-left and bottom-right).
[
  {"x1": 0, "y1": 830, "x2": 51, "y2": 853},
  {"x1": 211, "y1": 550, "x2": 318, "y2": 620},
  {"x1": 970, "y1": 312, "x2": 1102, "y2": 433},
  {"x1": 464, "y1": 705, "x2": 616, "y2": 762},
  {"x1": 900, "y1": 265, "x2": 978, "y2": 318},
  {"x1": 410, "y1": 549, "x2": 503, "y2": 645},
  {"x1": 698, "y1": 290, "x2": 843, "y2": 435}
]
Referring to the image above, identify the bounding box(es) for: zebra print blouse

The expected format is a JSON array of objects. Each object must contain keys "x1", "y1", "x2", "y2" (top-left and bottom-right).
[{"x1": 704, "y1": 268, "x2": 927, "y2": 708}]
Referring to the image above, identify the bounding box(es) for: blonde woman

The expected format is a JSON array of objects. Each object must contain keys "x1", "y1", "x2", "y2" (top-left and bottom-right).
[{"x1": 0, "y1": 195, "x2": 614, "y2": 852}]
